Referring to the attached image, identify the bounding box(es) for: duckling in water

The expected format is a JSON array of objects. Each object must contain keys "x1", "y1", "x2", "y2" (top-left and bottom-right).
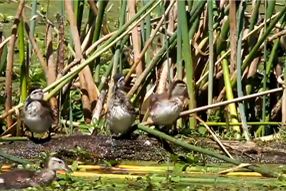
[
  {"x1": 22, "y1": 87, "x2": 54, "y2": 142},
  {"x1": 0, "y1": 155, "x2": 72, "y2": 190},
  {"x1": 106, "y1": 73, "x2": 136, "y2": 138}
]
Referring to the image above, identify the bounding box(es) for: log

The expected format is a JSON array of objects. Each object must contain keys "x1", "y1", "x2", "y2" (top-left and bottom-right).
[{"x1": 0, "y1": 135, "x2": 168, "y2": 163}]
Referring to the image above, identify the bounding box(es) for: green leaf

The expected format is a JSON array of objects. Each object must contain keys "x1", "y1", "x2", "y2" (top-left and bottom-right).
[
  {"x1": 198, "y1": 126, "x2": 207, "y2": 135},
  {"x1": 172, "y1": 163, "x2": 189, "y2": 177},
  {"x1": 71, "y1": 161, "x2": 78, "y2": 171}
]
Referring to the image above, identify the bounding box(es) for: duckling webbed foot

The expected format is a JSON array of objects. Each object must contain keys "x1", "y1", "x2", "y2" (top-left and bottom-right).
[
  {"x1": 27, "y1": 130, "x2": 51, "y2": 144},
  {"x1": 28, "y1": 136, "x2": 51, "y2": 144}
]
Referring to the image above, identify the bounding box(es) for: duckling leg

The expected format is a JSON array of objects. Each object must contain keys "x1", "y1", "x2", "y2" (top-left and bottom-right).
[
  {"x1": 28, "y1": 128, "x2": 52, "y2": 144},
  {"x1": 161, "y1": 139, "x2": 175, "y2": 155},
  {"x1": 48, "y1": 126, "x2": 53, "y2": 137},
  {"x1": 27, "y1": 132, "x2": 37, "y2": 141},
  {"x1": 41, "y1": 127, "x2": 52, "y2": 142},
  {"x1": 111, "y1": 124, "x2": 138, "y2": 140},
  {"x1": 28, "y1": 133, "x2": 42, "y2": 144},
  {"x1": 150, "y1": 125, "x2": 175, "y2": 154}
]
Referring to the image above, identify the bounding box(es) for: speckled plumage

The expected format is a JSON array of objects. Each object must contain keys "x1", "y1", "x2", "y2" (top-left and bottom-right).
[
  {"x1": 22, "y1": 88, "x2": 54, "y2": 135},
  {"x1": 149, "y1": 80, "x2": 188, "y2": 126},
  {"x1": 106, "y1": 74, "x2": 136, "y2": 137},
  {"x1": 0, "y1": 156, "x2": 71, "y2": 190}
]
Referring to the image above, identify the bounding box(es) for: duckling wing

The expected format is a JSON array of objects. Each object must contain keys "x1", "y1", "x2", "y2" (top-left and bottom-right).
[
  {"x1": 37, "y1": 100, "x2": 55, "y2": 120},
  {"x1": 126, "y1": 98, "x2": 136, "y2": 116},
  {"x1": 115, "y1": 90, "x2": 136, "y2": 115},
  {"x1": 149, "y1": 93, "x2": 168, "y2": 110},
  {"x1": 32, "y1": 170, "x2": 55, "y2": 187}
]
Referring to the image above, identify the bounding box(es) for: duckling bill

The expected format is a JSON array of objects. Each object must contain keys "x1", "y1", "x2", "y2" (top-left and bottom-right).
[
  {"x1": 22, "y1": 87, "x2": 54, "y2": 142},
  {"x1": 106, "y1": 73, "x2": 136, "y2": 138},
  {"x1": 0, "y1": 155, "x2": 71, "y2": 190}
]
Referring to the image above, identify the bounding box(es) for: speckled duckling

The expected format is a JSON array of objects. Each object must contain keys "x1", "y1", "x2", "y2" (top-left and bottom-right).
[
  {"x1": 22, "y1": 87, "x2": 54, "y2": 140},
  {"x1": 149, "y1": 80, "x2": 188, "y2": 126},
  {"x1": 106, "y1": 73, "x2": 136, "y2": 138},
  {"x1": 0, "y1": 155, "x2": 72, "y2": 190}
]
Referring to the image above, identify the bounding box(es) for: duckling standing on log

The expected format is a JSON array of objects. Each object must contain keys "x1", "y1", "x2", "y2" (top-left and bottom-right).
[
  {"x1": 0, "y1": 155, "x2": 72, "y2": 190},
  {"x1": 149, "y1": 80, "x2": 188, "y2": 127},
  {"x1": 22, "y1": 87, "x2": 54, "y2": 141},
  {"x1": 106, "y1": 73, "x2": 136, "y2": 138}
]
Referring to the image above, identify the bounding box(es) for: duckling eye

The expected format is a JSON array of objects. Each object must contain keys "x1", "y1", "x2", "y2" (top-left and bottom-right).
[{"x1": 118, "y1": 78, "x2": 124, "y2": 84}]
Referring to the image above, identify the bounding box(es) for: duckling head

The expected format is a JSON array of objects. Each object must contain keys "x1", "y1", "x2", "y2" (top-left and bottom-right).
[
  {"x1": 46, "y1": 156, "x2": 72, "y2": 172},
  {"x1": 28, "y1": 87, "x2": 44, "y2": 100},
  {"x1": 113, "y1": 73, "x2": 125, "y2": 90},
  {"x1": 170, "y1": 80, "x2": 188, "y2": 98}
]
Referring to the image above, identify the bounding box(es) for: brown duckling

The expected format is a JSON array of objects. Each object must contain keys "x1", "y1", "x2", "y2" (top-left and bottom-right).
[
  {"x1": 22, "y1": 87, "x2": 54, "y2": 141},
  {"x1": 149, "y1": 80, "x2": 188, "y2": 126},
  {"x1": 0, "y1": 155, "x2": 72, "y2": 190},
  {"x1": 106, "y1": 73, "x2": 136, "y2": 138}
]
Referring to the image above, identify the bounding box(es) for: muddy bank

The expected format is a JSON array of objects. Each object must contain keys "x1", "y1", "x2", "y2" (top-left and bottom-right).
[
  {"x1": 1, "y1": 135, "x2": 286, "y2": 164},
  {"x1": 0, "y1": 135, "x2": 168, "y2": 163}
]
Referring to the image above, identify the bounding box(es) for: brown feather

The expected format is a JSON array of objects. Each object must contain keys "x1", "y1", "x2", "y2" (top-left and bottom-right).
[{"x1": 36, "y1": 100, "x2": 55, "y2": 121}]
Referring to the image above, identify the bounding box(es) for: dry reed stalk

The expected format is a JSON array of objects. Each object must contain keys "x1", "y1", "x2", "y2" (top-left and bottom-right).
[
  {"x1": 82, "y1": 64, "x2": 98, "y2": 111},
  {"x1": 61, "y1": 119, "x2": 79, "y2": 127},
  {"x1": 268, "y1": 29, "x2": 286, "y2": 41},
  {"x1": 79, "y1": 74, "x2": 92, "y2": 124},
  {"x1": 0, "y1": 36, "x2": 10, "y2": 50},
  {"x1": 247, "y1": 57, "x2": 260, "y2": 78},
  {"x1": 65, "y1": 0, "x2": 92, "y2": 124},
  {"x1": 58, "y1": 59, "x2": 81, "y2": 79},
  {"x1": 180, "y1": 87, "x2": 283, "y2": 117},
  {"x1": 157, "y1": 2, "x2": 176, "y2": 93},
  {"x1": 56, "y1": 14, "x2": 64, "y2": 75},
  {"x1": 124, "y1": 0, "x2": 173, "y2": 84},
  {"x1": 195, "y1": 12, "x2": 280, "y2": 88},
  {"x1": 46, "y1": 23, "x2": 58, "y2": 126},
  {"x1": 88, "y1": 0, "x2": 109, "y2": 36},
  {"x1": 253, "y1": 133, "x2": 281, "y2": 142},
  {"x1": 5, "y1": 0, "x2": 25, "y2": 129},
  {"x1": 229, "y1": 0, "x2": 237, "y2": 75},
  {"x1": 91, "y1": 89, "x2": 107, "y2": 135},
  {"x1": 85, "y1": 31, "x2": 116, "y2": 56},
  {"x1": 195, "y1": 115, "x2": 233, "y2": 159},
  {"x1": 66, "y1": 0, "x2": 99, "y2": 110},
  {"x1": 81, "y1": 23, "x2": 95, "y2": 52},
  {"x1": 22, "y1": 12, "x2": 48, "y2": 79},
  {"x1": 271, "y1": 97, "x2": 282, "y2": 120},
  {"x1": 128, "y1": 0, "x2": 143, "y2": 76}
]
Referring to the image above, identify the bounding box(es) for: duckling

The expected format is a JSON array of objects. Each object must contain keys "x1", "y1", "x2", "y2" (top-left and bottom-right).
[
  {"x1": 149, "y1": 80, "x2": 188, "y2": 126},
  {"x1": 22, "y1": 87, "x2": 54, "y2": 141},
  {"x1": 106, "y1": 73, "x2": 136, "y2": 138},
  {"x1": 0, "y1": 155, "x2": 72, "y2": 190}
]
